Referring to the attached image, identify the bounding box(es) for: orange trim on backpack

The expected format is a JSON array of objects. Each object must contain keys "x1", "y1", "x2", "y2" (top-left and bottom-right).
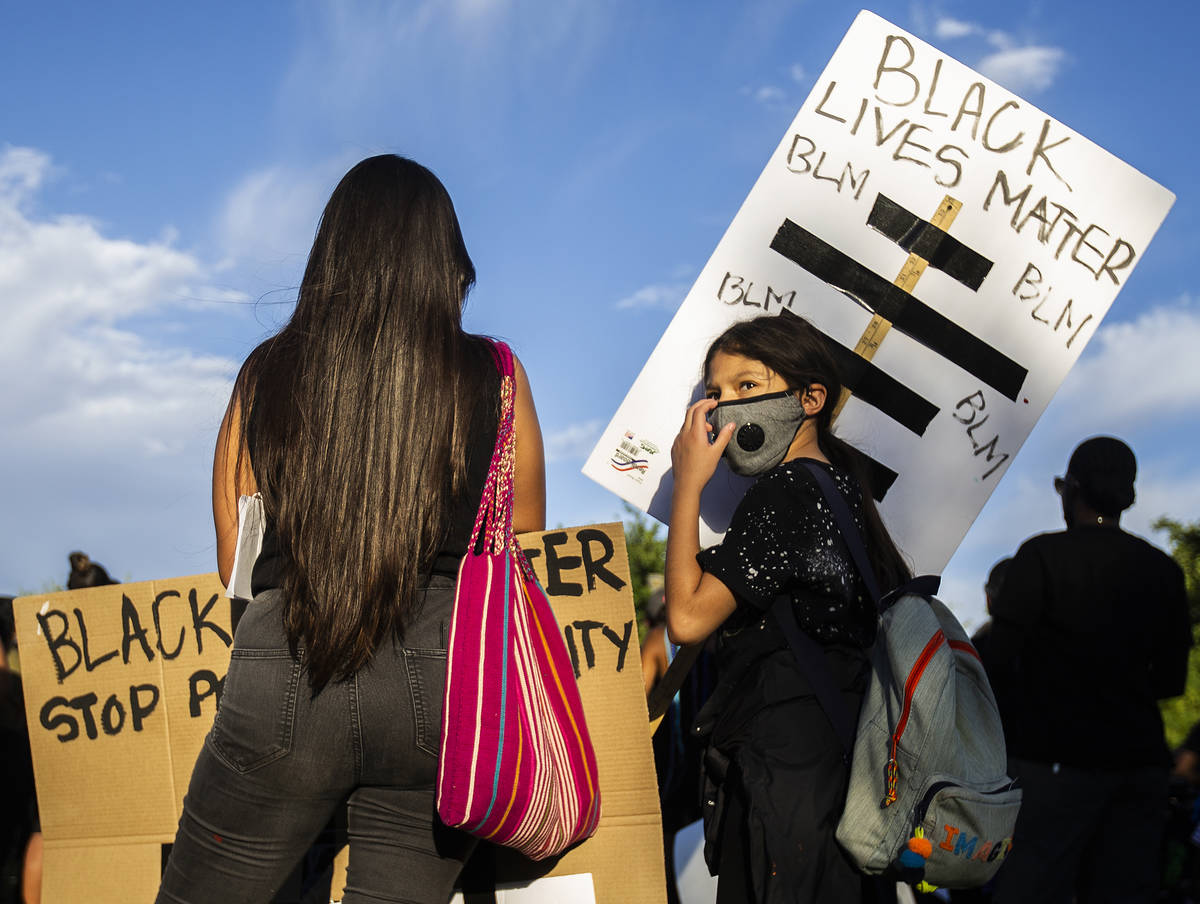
[
  {"x1": 948, "y1": 639, "x2": 981, "y2": 661},
  {"x1": 882, "y1": 630, "x2": 946, "y2": 807}
]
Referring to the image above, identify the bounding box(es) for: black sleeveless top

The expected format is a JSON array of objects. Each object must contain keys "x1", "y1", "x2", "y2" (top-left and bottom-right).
[{"x1": 248, "y1": 360, "x2": 501, "y2": 595}]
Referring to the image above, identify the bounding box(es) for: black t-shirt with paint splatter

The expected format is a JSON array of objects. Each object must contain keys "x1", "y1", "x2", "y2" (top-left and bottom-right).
[{"x1": 698, "y1": 458, "x2": 876, "y2": 648}]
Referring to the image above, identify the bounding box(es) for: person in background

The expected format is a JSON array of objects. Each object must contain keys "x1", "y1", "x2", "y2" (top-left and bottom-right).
[
  {"x1": 1163, "y1": 720, "x2": 1200, "y2": 899},
  {"x1": 987, "y1": 436, "x2": 1191, "y2": 903},
  {"x1": 0, "y1": 598, "x2": 38, "y2": 904},
  {"x1": 946, "y1": 568, "x2": 1011, "y2": 904},
  {"x1": 65, "y1": 552, "x2": 116, "y2": 589},
  {"x1": 1173, "y1": 722, "x2": 1200, "y2": 788},
  {"x1": 642, "y1": 586, "x2": 671, "y2": 695},
  {"x1": 967, "y1": 557, "x2": 1010, "y2": 664},
  {"x1": 643, "y1": 586, "x2": 717, "y2": 904}
]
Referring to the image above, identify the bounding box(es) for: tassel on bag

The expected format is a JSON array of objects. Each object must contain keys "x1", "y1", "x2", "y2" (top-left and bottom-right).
[{"x1": 436, "y1": 339, "x2": 602, "y2": 860}]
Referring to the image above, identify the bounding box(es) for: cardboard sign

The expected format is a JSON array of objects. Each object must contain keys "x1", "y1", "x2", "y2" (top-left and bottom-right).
[
  {"x1": 582, "y1": 10, "x2": 1175, "y2": 574},
  {"x1": 494, "y1": 524, "x2": 664, "y2": 903},
  {"x1": 14, "y1": 574, "x2": 232, "y2": 901},
  {"x1": 15, "y1": 523, "x2": 665, "y2": 904}
]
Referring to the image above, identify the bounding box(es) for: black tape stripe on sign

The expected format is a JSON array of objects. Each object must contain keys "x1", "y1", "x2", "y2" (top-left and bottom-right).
[
  {"x1": 770, "y1": 219, "x2": 1027, "y2": 402},
  {"x1": 866, "y1": 194, "x2": 993, "y2": 291},
  {"x1": 864, "y1": 455, "x2": 898, "y2": 503},
  {"x1": 779, "y1": 308, "x2": 938, "y2": 437}
]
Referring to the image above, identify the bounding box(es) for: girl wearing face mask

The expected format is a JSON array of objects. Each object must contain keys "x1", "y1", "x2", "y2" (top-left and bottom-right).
[{"x1": 666, "y1": 312, "x2": 910, "y2": 903}]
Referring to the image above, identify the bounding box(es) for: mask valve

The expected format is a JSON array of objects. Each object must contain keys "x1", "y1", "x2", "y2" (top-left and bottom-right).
[{"x1": 737, "y1": 423, "x2": 765, "y2": 451}]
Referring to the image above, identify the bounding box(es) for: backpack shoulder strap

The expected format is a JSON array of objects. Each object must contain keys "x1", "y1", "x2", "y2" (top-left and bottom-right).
[
  {"x1": 800, "y1": 461, "x2": 882, "y2": 606},
  {"x1": 801, "y1": 461, "x2": 942, "y2": 611},
  {"x1": 770, "y1": 595, "x2": 855, "y2": 757},
  {"x1": 778, "y1": 464, "x2": 946, "y2": 761},
  {"x1": 881, "y1": 575, "x2": 941, "y2": 610}
]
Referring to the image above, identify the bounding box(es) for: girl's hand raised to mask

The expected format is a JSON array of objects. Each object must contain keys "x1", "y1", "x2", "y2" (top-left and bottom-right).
[{"x1": 671, "y1": 398, "x2": 735, "y2": 495}]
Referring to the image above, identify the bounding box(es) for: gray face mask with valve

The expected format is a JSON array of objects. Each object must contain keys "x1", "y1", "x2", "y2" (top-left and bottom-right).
[{"x1": 709, "y1": 390, "x2": 806, "y2": 477}]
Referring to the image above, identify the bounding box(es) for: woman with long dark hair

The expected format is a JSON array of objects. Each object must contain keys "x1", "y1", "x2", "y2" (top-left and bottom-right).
[
  {"x1": 158, "y1": 155, "x2": 545, "y2": 904},
  {"x1": 667, "y1": 312, "x2": 908, "y2": 902}
]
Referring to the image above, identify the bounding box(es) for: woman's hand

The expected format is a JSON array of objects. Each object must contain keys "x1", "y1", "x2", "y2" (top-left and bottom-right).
[{"x1": 671, "y1": 398, "x2": 734, "y2": 495}]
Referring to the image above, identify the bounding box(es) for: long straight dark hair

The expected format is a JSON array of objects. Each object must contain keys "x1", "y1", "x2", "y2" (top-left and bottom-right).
[
  {"x1": 703, "y1": 313, "x2": 912, "y2": 592},
  {"x1": 234, "y1": 155, "x2": 494, "y2": 690}
]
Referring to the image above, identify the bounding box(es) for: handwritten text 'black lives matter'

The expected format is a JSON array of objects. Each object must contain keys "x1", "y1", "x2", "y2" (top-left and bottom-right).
[{"x1": 786, "y1": 32, "x2": 1141, "y2": 322}]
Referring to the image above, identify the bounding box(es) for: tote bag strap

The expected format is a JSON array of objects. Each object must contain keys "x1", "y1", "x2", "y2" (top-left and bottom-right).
[{"x1": 466, "y1": 340, "x2": 518, "y2": 557}]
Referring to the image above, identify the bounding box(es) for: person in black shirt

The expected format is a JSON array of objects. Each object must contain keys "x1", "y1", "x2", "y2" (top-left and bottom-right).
[
  {"x1": 666, "y1": 313, "x2": 909, "y2": 903},
  {"x1": 987, "y1": 436, "x2": 1191, "y2": 903},
  {"x1": 968, "y1": 556, "x2": 1010, "y2": 665}
]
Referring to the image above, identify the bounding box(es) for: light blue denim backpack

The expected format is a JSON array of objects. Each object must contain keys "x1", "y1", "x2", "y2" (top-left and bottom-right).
[{"x1": 773, "y1": 462, "x2": 1022, "y2": 890}]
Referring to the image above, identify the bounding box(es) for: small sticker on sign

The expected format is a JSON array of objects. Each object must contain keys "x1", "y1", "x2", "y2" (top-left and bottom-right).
[{"x1": 610, "y1": 430, "x2": 658, "y2": 484}]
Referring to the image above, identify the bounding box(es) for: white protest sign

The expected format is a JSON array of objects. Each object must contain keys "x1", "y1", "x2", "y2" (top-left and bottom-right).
[{"x1": 583, "y1": 9, "x2": 1174, "y2": 574}]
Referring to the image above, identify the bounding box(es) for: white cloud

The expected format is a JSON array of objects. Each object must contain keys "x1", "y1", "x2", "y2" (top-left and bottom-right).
[
  {"x1": 934, "y1": 17, "x2": 981, "y2": 40},
  {"x1": 0, "y1": 145, "x2": 51, "y2": 205},
  {"x1": 217, "y1": 157, "x2": 359, "y2": 273},
  {"x1": 615, "y1": 281, "x2": 689, "y2": 311},
  {"x1": 753, "y1": 85, "x2": 785, "y2": 105},
  {"x1": 1129, "y1": 465, "x2": 1200, "y2": 537},
  {"x1": 1054, "y1": 298, "x2": 1200, "y2": 428},
  {"x1": 0, "y1": 154, "x2": 208, "y2": 352},
  {"x1": 925, "y1": 17, "x2": 1067, "y2": 95},
  {"x1": 281, "y1": 1, "x2": 611, "y2": 126},
  {"x1": 0, "y1": 146, "x2": 241, "y2": 589},
  {"x1": 977, "y1": 45, "x2": 1067, "y2": 95},
  {"x1": 789, "y1": 63, "x2": 807, "y2": 84},
  {"x1": 451, "y1": 0, "x2": 510, "y2": 22},
  {"x1": 545, "y1": 419, "x2": 605, "y2": 464}
]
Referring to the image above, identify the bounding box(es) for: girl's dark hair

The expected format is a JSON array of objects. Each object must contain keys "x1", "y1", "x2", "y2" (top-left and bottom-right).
[
  {"x1": 704, "y1": 313, "x2": 913, "y2": 592},
  {"x1": 235, "y1": 155, "x2": 494, "y2": 690}
]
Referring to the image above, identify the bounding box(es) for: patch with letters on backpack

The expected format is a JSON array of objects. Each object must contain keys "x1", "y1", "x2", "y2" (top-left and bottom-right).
[{"x1": 771, "y1": 461, "x2": 1021, "y2": 891}]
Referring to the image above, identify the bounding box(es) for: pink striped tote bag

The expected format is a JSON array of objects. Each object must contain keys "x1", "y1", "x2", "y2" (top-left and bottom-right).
[{"x1": 436, "y1": 339, "x2": 601, "y2": 860}]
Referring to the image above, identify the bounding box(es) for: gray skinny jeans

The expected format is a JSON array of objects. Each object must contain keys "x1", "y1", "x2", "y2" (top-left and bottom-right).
[{"x1": 157, "y1": 578, "x2": 476, "y2": 904}]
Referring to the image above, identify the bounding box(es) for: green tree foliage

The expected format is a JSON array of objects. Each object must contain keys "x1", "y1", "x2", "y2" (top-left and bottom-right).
[
  {"x1": 1155, "y1": 517, "x2": 1200, "y2": 623},
  {"x1": 622, "y1": 504, "x2": 666, "y2": 638},
  {"x1": 1156, "y1": 517, "x2": 1200, "y2": 748}
]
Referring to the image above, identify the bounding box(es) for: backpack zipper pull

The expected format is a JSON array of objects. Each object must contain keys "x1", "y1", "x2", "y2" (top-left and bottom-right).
[{"x1": 883, "y1": 746, "x2": 899, "y2": 807}]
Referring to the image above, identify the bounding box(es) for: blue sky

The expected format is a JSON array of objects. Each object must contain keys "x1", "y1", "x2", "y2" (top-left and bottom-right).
[{"x1": 2, "y1": 1, "x2": 1197, "y2": 629}]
